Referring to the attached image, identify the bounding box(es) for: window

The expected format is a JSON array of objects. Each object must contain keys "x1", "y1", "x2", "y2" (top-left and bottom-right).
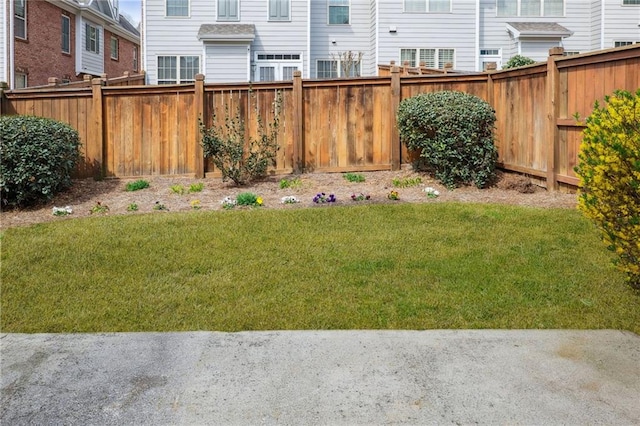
[
  {"x1": 61, "y1": 15, "x2": 70, "y2": 54},
  {"x1": 14, "y1": 0, "x2": 26, "y2": 39},
  {"x1": 110, "y1": 37, "x2": 119, "y2": 60},
  {"x1": 255, "y1": 53, "x2": 302, "y2": 81},
  {"x1": 218, "y1": 0, "x2": 239, "y2": 20},
  {"x1": 316, "y1": 59, "x2": 360, "y2": 78},
  {"x1": 269, "y1": 0, "x2": 289, "y2": 20},
  {"x1": 614, "y1": 41, "x2": 638, "y2": 47},
  {"x1": 166, "y1": 0, "x2": 188, "y2": 16},
  {"x1": 133, "y1": 46, "x2": 139, "y2": 71},
  {"x1": 259, "y1": 67, "x2": 275, "y2": 81},
  {"x1": 622, "y1": 0, "x2": 640, "y2": 4},
  {"x1": 328, "y1": 0, "x2": 349, "y2": 25},
  {"x1": 497, "y1": 0, "x2": 563, "y2": 16},
  {"x1": 85, "y1": 23, "x2": 100, "y2": 53},
  {"x1": 563, "y1": 51, "x2": 580, "y2": 56},
  {"x1": 15, "y1": 72, "x2": 27, "y2": 89},
  {"x1": 400, "y1": 48, "x2": 454, "y2": 69},
  {"x1": 157, "y1": 55, "x2": 200, "y2": 84},
  {"x1": 404, "y1": 0, "x2": 451, "y2": 12}
]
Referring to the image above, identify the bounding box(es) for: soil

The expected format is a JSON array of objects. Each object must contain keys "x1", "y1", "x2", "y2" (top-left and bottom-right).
[{"x1": 0, "y1": 169, "x2": 578, "y2": 230}]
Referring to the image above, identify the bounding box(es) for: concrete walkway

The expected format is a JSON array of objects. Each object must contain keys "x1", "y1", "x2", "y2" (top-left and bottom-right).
[{"x1": 1, "y1": 330, "x2": 639, "y2": 425}]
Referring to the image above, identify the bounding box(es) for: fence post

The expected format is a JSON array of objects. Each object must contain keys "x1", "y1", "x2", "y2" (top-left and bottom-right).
[
  {"x1": 0, "y1": 82, "x2": 8, "y2": 115},
  {"x1": 485, "y1": 62, "x2": 496, "y2": 107},
  {"x1": 390, "y1": 66, "x2": 401, "y2": 170},
  {"x1": 194, "y1": 74, "x2": 205, "y2": 178},
  {"x1": 90, "y1": 78, "x2": 104, "y2": 178},
  {"x1": 48, "y1": 77, "x2": 59, "y2": 87},
  {"x1": 546, "y1": 47, "x2": 564, "y2": 191},
  {"x1": 292, "y1": 70, "x2": 304, "y2": 172}
]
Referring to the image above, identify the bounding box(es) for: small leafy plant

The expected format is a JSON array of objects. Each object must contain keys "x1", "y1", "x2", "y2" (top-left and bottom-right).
[
  {"x1": 52, "y1": 206, "x2": 73, "y2": 216},
  {"x1": 125, "y1": 180, "x2": 150, "y2": 192},
  {"x1": 392, "y1": 177, "x2": 422, "y2": 188},
  {"x1": 170, "y1": 184, "x2": 186, "y2": 195},
  {"x1": 153, "y1": 202, "x2": 168, "y2": 211},
  {"x1": 221, "y1": 196, "x2": 237, "y2": 209},
  {"x1": 423, "y1": 187, "x2": 440, "y2": 198},
  {"x1": 190, "y1": 200, "x2": 202, "y2": 210},
  {"x1": 387, "y1": 190, "x2": 400, "y2": 200},
  {"x1": 90, "y1": 202, "x2": 109, "y2": 214},
  {"x1": 351, "y1": 193, "x2": 371, "y2": 201},
  {"x1": 281, "y1": 196, "x2": 300, "y2": 204},
  {"x1": 313, "y1": 193, "x2": 336, "y2": 203},
  {"x1": 236, "y1": 192, "x2": 263, "y2": 207},
  {"x1": 127, "y1": 203, "x2": 139, "y2": 212},
  {"x1": 189, "y1": 183, "x2": 204, "y2": 193},
  {"x1": 279, "y1": 177, "x2": 302, "y2": 189},
  {"x1": 343, "y1": 173, "x2": 365, "y2": 183}
]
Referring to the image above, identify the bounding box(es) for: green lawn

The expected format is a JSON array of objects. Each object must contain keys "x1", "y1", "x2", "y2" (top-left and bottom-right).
[{"x1": 2, "y1": 203, "x2": 639, "y2": 333}]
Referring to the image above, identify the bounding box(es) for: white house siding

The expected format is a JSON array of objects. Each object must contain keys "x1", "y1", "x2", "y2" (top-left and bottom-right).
[
  {"x1": 368, "y1": 0, "x2": 377, "y2": 76},
  {"x1": 79, "y1": 17, "x2": 105, "y2": 75},
  {"x1": 205, "y1": 43, "x2": 249, "y2": 82},
  {"x1": 590, "y1": 0, "x2": 601, "y2": 50},
  {"x1": 377, "y1": 0, "x2": 477, "y2": 71},
  {"x1": 603, "y1": 0, "x2": 640, "y2": 48},
  {"x1": 0, "y1": 0, "x2": 6, "y2": 84},
  {"x1": 309, "y1": 0, "x2": 376, "y2": 78},
  {"x1": 144, "y1": 0, "x2": 308, "y2": 84},
  {"x1": 479, "y1": 0, "x2": 597, "y2": 64}
]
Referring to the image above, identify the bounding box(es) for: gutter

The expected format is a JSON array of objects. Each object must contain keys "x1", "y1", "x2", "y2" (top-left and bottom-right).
[
  {"x1": 9, "y1": 0, "x2": 13, "y2": 89},
  {"x1": 475, "y1": 0, "x2": 480, "y2": 72}
]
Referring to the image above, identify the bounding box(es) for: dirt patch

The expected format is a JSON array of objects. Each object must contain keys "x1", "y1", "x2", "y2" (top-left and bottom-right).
[{"x1": 0, "y1": 169, "x2": 578, "y2": 230}]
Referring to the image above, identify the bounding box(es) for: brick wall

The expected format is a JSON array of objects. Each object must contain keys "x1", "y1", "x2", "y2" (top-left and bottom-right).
[
  {"x1": 13, "y1": 1, "x2": 140, "y2": 88},
  {"x1": 104, "y1": 29, "x2": 140, "y2": 78},
  {"x1": 14, "y1": 1, "x2": 79, "y2": 86}
]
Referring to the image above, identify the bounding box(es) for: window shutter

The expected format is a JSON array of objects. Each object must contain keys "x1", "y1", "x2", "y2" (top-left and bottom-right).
[{"x1": 85, "y1": 23, "x2": 90, "y2": 51}]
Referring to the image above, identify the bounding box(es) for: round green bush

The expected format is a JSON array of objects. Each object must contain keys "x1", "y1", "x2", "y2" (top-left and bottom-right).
[
  {"x1": 0, "y1": 115, "x2": 81, "y2": 207},
  {"x1": 396, "y1": 91, "x2": 497, "y2": 188},
  {"x1": 503, "y1": 55, "x2": 536, "y2": 69},
  {"x1": 575, "y1": 89, "x2": 640, "y2": 288}
]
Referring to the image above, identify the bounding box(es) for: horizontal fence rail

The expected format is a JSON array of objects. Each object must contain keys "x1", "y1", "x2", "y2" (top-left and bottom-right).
[{"x1": 1, "y1": 44, "x2": 639, "y2": 189}]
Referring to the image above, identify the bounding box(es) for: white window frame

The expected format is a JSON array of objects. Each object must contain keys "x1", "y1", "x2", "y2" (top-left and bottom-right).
[
  {"x1": 14, "y1": 0, "x2": 26, "y2": 40},
  {"x1": 110, "y1": 37, "x2": 119, "y2": 60},
  {"x1": 133, "y1": 46, "x2": 139, "y2": 71},
  {"x1": 316, "y1": 58, "x2": 360, "y2": 79},
  {"x1": 404, "y1": 0, "x2": 452, "y2": 13},
  {"x1": 15, "y1": 72, "x2": 27, "y2": 89},
  {"x1": 614, "y1": 41, "x2": 638, "y2": 47},
  {"x1": 480, "y1": 48, "x2": 502, "y2": 70},
  {"x1": 61, "y1": 15, "x2": 71, "y2": 54},
  {"x1": 328, "y1": 0, "x2": 350, "y2": 25},
  {"x1": 400, "y1": 48, "x2": 455, "y2": 69},
  {"x1": 85, "y1": 23, "x2": 100, "y2": 54},
  {"x1": 166, "y1": 0, "x2": 189, "y2": 17},
  {"x1": 157, "y1": 55, "x2": 200, "y2": 84},
  {"x1": 268, "y1": 0, "x2": 290, "y2": 21},
  {"x1": 496, "y1": 0, "x2": 564, "y2": 17},
  {"x1": 218, "y1": 0, "x2": 240, "y2": 21}
]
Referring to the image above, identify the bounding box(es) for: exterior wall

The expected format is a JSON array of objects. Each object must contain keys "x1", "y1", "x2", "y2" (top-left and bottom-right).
[
  {"x1": 143, "y1": 0, "x2": 308, "y2": 84},
  {"x1": 590, "y1": 0, "x2": 602, "y2": 51},
  {"x1": 14, "y1": 1, "x2": 80, "y2": 86},
  {"x1": 603, "y1": 0, "x2": 640, "y2": 48},
  {"x1": 377, "y1": 0, "x2": 476, "y2": 71},
  {"x1": 309, "y1": 0, "x2": 375, "y2": 78},
  {"x1": 79, "y1": 16, "x2": 105, "y2": 75},
  {"x1": 104, "y1": 28, "x2": 139, "y2": 77},
  {"x1": 205, "y1": 43, "x2": 250, "y2": 82}
]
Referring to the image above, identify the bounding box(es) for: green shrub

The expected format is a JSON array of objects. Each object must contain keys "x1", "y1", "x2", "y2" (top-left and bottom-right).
[
  {"x1": 0, "y1": 115, "x2": 81, "y2": 206},
  {"x1": 575, "y1": 89, "x2": 640, "y2": 288},
  {"x1": 200, "y1": 91, "x2": 282, "y2": 186},
  {"x1": 125, "y1": 179, "x2": 150, "y2": 192},
  {"x1": 189, "y1": 183, "x2": 204, "y2": 193},
  {"x1": 392, "y1": 177, "x2": 422, "y2": 188},
  {"x1": 503, "y1": 55, "x2": 536, "y2": 69},
  {"x1": 396, "y1": 91, "x2": 497, "y2": 189},
  {"x1": 279, "y1": 177, "x2": 302, "y2": 189},
  {"x1": 170, "y1": 184, "x2": 186, "y2": 195},
  {"x1": 236, "y1": 192, "x2": 263, "y2": 207},
  {"x1": 343, "y1": 173, "x2": 365, "y2": 183}
]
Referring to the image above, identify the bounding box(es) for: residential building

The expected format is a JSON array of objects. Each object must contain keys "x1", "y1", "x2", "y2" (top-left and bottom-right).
[
  {"x1": 141, "y1": 0, "x2": 640, "y2": 84},
  {"x1": 1, "y1": 0, "x2": 140, "y2": 89}
]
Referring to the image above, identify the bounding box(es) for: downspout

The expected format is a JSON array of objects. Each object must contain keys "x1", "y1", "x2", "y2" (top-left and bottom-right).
[
  {"x1": 1, "y1": 0, "x2": 6, "y2": 86},
  {"x1": 9, "y1": 0, "x2": 14, "y2": 89},
  {"x1": 375, "y1": 0, "x2": 379, "y2": 76},
  {"x1": 600, "y1": 0, "x2": 605, "y2": 50},
  {"x1": 142, "y1": 0, "x2": 147, "y2": 81},
  {"x1": 306, "y1": 0, "x2": 310, "y2": 78},
  {"x1": 475, "y1": 0, "x2": 480, "y2": 71}
]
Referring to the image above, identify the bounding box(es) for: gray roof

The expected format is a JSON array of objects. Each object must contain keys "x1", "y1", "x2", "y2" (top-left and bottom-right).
[
  {"x1": 118, "y1": 14, "x2": 140, "y2": 37},
  {"x1": 198, "y1": 24, "x2": 256, "y2": 42},
  {"x1": 506, "y1": 22, "x2": 573, "y2": 38},
  {"x1": 71, "y1": 0, "x2": 139, "y2": 38}
]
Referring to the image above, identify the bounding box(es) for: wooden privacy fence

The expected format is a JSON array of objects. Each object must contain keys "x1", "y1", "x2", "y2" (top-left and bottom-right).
[{"x1": 1, "y1": 44, "x2": 639, "y2": 189}]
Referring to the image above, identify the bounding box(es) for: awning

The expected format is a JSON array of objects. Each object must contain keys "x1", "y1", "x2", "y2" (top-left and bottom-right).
[
  {"x1": 506, "y1": 22, "x2": 573, "y2": 39},
  {"x1": 197, "y1": 24, "x2": 256, "y2": 42}
]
